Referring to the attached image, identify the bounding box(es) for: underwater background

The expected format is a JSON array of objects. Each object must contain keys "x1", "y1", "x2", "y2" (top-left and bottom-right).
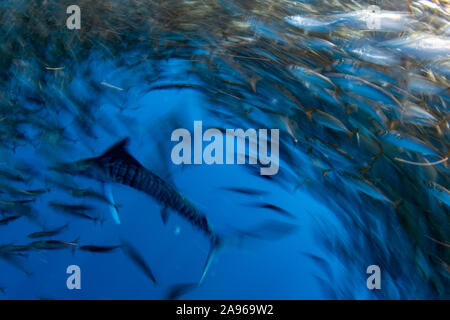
[{"x1": 0, "y1": 0, "x2": 449, "y2": 299}]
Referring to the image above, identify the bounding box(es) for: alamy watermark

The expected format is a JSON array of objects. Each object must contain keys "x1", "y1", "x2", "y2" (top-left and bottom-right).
[
  {"x1": 366, "y1": 265, "x2": 381, "y2": 290},
  {"x1": 171, "y1": 121, "x2": 279, "y2": 176},
  {"x1": 66, "y1": 265, "x2": 81, "y2": 290},
  {"x1": 366, "y1": 5, "x2": 381, "y2": 30},
  {"x1": 66, "y1": 5, "x2": 81, "y2": 30},
  {"x1": 65, "y1": 5, "x2": 381, "y2": 31}
]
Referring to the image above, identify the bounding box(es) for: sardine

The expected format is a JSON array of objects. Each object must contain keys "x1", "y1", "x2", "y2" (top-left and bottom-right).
[
  {"x1": 247, "y1": 202, "x2": 296, "y2": 219},
  {"x1": 80, "y1": 245, "x2": 121, "y2": 253},
  {"x1": 27, "y1": 223, "x2": 69, "y2": 239},
  {"x1": 0, "y1": 215, "x2": 22, "y2": 226},
  {"x1": 220, "y1": 186, "x2": 268, "y2": 196},
  {"x1": 29, "y1": 239, "x2": 79, "y2": 250},
  {"x1": 120, "y1": 239, "x2": 157, "y2": 284},
  {"x1": 381, "y1": 131, "x2": 441, "y2": 157},
  {"x1": 424, "y1": 181, "x2": 450, "y2": 206},
  {"x1": 49, "y1": 202, "x2": 100, "y2": 223}
]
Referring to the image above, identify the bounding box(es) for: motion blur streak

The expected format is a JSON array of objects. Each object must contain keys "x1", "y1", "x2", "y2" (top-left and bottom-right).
[{"x1": 0, "y1": 0, "x2": 448, "y2": 299}]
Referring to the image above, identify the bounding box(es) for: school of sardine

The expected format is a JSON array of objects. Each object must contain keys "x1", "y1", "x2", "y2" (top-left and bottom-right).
[{"x1": 0, "y1": 0, "x2": 448, "y2": 299}]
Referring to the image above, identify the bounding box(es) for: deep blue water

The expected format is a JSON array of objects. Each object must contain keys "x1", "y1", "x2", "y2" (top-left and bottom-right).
[
  {"x1": 0, "y1": 0, "x2": 448, "y2": 300},
  {"x1": 1, "y1": 57, "x2": 333, "y2": 299}
]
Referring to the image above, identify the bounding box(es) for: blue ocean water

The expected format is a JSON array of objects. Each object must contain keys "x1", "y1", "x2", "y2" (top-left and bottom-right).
[
  {"x1": 1, "y1": 57, "x2": 333, "y2": 299},
  {"x1": 1, "y1": 0, "x2": 448, "y2": 300}
]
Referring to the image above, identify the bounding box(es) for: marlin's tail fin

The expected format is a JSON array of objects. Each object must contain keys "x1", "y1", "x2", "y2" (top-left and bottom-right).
[{"x1": 199, "y1": 220, "x2": 300, "y2": 284}]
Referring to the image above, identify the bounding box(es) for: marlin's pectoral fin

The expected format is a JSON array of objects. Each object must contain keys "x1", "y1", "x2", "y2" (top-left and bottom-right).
[
  {"x1": 160, "y1": 206, "x2": 169, "y2": 225},
  {"x1": 103, "y1": 183, "x2": 121, "y2": 225}
]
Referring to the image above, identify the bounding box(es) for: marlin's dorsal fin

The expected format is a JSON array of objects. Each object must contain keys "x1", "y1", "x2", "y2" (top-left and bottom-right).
[
  {"x1": 100, "y1": 137, "x2": 130, "y2": 159},
  {"x1": 96, "y1": 137, "x2": 142, "y2": 167}
]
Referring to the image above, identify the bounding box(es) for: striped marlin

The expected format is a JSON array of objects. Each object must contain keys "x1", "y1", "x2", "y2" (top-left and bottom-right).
[{"x1": 58, "y1": 137, "x2": 221, "y2": 282}]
